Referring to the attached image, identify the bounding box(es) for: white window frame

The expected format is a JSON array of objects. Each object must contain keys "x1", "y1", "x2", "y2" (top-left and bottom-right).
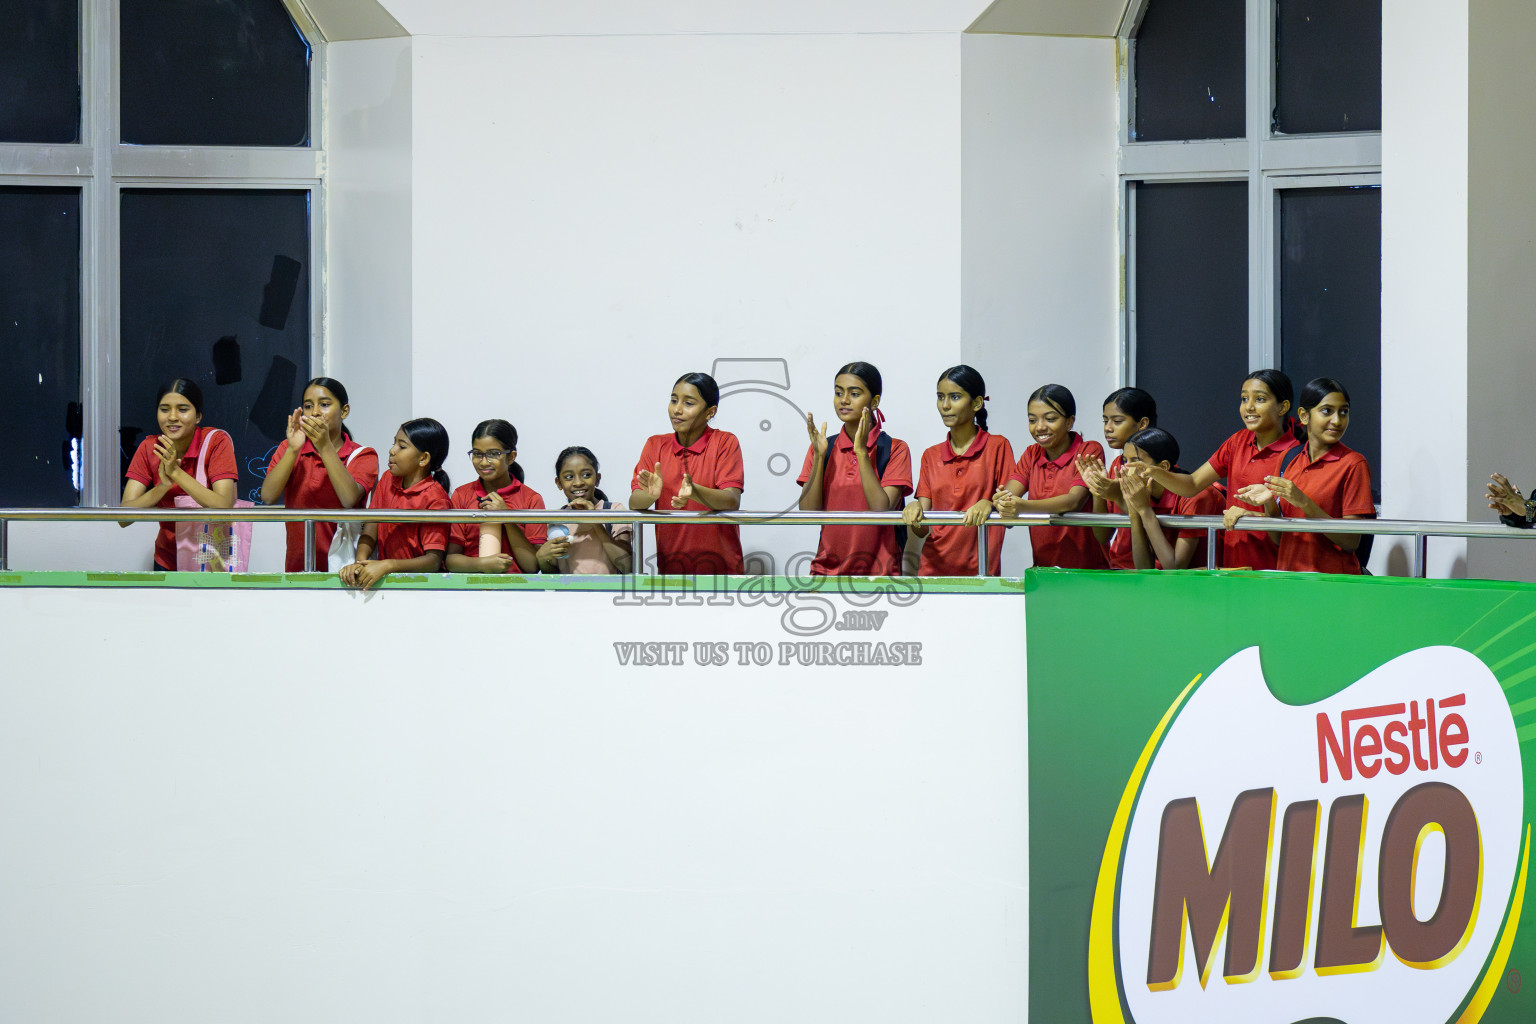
[
  {"x1": 1116, "y1": 0, "x2": 1381, "y2": 385},
  {"x1": 0, "y1": 0, "x2": 326, "y2": 506}
]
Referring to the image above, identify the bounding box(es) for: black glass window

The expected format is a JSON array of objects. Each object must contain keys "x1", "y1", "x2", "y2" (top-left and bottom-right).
[
  {"x1": 0, "y1": 0, "x2": 81, "y2": 144},
  {"x1": 120, "y1": 0, "x2": 310, "y2": 147},
  {"x1": 1274, "y1": 0, "x2": 1382, "y2": 135},
  {"x1": 120, "y1": 189, "x2": 310, "y2": 503},
  {"x1": 1132, "y1": 0, "x2": 1246, "y2": 142},
  {"x1": 0, "y1": 187, "x2": 82, "y2": 506},
  {"x1": 1279, "y1": 185, "x2": 1381, "y2": 501},
  {"x1": 1134, "y1": 181, "x2": 1250, "y2": 470}
]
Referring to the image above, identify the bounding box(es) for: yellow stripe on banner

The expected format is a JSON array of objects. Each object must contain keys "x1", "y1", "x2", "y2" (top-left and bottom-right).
[
  {"x1": 1456, "y1": 824, "x2": 1530, "y2": 1024},
  {"x1": 1086, "y1": 672, "x2": 1203, "y2": 1024}
]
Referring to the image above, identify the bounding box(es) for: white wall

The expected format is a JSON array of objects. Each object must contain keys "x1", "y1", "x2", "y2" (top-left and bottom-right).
[
  {"x1": 960, "y1": 32, "x2": 1119, "y2": 576},
  {"x1": 0, "y1": 585, "x2": 1028, "y2": 1023},
  {"x1": 1464, "y1": 0, "x2": 1536, "y2": 582},
  {"x1": 327, "y1": 36, "x2": 416, "y2": 465},
  {"x1": 408, "y1": 33, "x2": 963, "y2": 572},
  {"x1": 1379, "y1": 0, "x2": 1470, "y2": 577}
]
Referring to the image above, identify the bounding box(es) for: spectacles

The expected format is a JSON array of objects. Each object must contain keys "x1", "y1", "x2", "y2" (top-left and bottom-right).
[{"x1": 468, "y1": 449, "x2": 511, "y2": 462}]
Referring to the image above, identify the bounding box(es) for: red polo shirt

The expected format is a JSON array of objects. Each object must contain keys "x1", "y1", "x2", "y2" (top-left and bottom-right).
[
  {"x1": 1275, "y1": 441, "x2": 1375, "y2": 575},
  {"x1": 125, "y1": 426, "x2": 239, "y2": 569},
  {"x1": 1105, "y1": 459, "x2": 1227, "y2": 569},
  {"x1": 796, "y1": 425, "x2": 913, "y2": 576},
  {"x1": 632, "y1": 427, "x2": 745, "y2": 574},
  {"x1": 1009, "y1": 432, "x2": 1106, "y2": 569},
  {"x1": 267, "y1": 436, "x2": 379, "y2": 572},
  {"x1": 368, "y1": 472, "x2": 450, "y2": 562},
  {"x1": 449, "y1": 477, "x2": 548, "y2": 556},
  {"x1": 1207, "y1": 428, "x2": 1301, "y2": 570},
  {"x1": 914, "y1": 430, "x2": 1015, "y2": 577},
  {"x1": 1123, "y1": 483, "x2": 1228, "y2": 569}
]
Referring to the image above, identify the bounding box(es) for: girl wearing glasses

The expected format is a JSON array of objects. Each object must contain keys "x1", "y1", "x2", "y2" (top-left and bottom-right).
[{"x1": 445, "y1": 419, "x2": 562, "y2": 573}]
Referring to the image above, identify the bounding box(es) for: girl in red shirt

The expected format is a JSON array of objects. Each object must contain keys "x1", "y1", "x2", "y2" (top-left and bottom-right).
[
  {"x1": 1232, "y1": 377, "x2": 1375, "y2": 574},
  {"x1": 1077, "y1": 387, "x2": 1156, "y2": 568},
  {"x1": 797, "y1": 361, "x2": 913, "y2": 576},
  {"x1": 902, "y1": 364, "x2": 1016, "y2": 576},
  {"x1": 994, "y1": 384, "x2": 1106, "y2": 569},
  {"x1": 1142, "y1": 369, "x2": 1300, "y2": 570},
  {"x1": 260, "y1": 377, "x2": 379, "y2": 571},
  {"x1": 341, "y1": 418, "x2": 451, "y2": 589},
  {"x1": 446, "y1": 419, "x2": 558, "y2": 574},
  {"x1": 1118, "y1": 427, "x2": 1226, "y2": 570},
  {"x1": 629, "y1": 372, "x2": 746, "y2": 575},
  {"x1": 121, "y1": 378, "x2": 238, "y2": 570}
]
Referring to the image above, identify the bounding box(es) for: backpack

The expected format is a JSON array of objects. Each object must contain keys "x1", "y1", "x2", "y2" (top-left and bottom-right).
[{"x1": 1277, "y1": 445, "x2": 1374, "y2": 572}]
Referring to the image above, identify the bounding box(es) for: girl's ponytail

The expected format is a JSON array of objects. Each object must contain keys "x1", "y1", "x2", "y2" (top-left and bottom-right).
[
  {"x1": 510, "y1": 461, "x2": 525, "y2": 483},
  {"x1": 400, "y1": 417, "x2": 451, "y2": 492},
  {"x1": 937, "y1": 364, "x2": 989, "y2": 432}
]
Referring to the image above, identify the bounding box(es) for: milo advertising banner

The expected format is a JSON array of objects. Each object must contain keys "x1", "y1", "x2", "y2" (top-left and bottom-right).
[{"x1": 1028, "y1": 570, "x2": 1535, "y2": 1024}]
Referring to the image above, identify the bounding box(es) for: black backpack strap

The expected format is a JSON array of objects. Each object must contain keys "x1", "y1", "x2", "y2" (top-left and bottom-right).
[
  {"x1": 870, "y1": 431, "x2": 906, "y2": 560},
  {"x1": 1278, "y1": 442, "x2": 1304, "y2": 477}
]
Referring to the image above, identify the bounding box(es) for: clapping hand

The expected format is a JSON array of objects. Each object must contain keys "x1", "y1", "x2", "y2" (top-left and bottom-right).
[
  {"x1": 671, "y1": 473, "x2": 695, "y2": 510},
  {"x1": 636, "y1": 462, "x2": 664, "y2": 507}
]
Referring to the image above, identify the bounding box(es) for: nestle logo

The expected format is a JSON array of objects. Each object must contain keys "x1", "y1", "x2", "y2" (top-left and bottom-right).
[{"x1": 1316, "y1": 694, "x2": 1470, "y2": 784}]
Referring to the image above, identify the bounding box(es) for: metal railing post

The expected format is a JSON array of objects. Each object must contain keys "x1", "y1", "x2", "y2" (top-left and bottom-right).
[
  {"x1": 0, "y1": 518, "x2": 7, "y2": 572},
  {"x1": 976, "y1": 522, "x2": 989, "y2": 578},
  {"x1": 1207, "y1": 527, "x2": 1219, "y2": 570},
  {"x1": 302, "y1": 520, "x2": 316, "y2": 572},
  {"x1": 1411, "y1": 534, "x2": 1428, "y2": 579},
  {"x1": 632, "y1": 522, "x2": 644, "y2": 574}
]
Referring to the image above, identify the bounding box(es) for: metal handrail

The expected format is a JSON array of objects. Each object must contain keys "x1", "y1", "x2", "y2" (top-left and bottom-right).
[{"x1": 0, "y1": 506, "x2": 1529, "y2": 578}]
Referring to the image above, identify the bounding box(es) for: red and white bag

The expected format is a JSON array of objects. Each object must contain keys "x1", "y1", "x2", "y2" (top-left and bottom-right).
[{"x1": 173, "y1": 428, "x2": 253, "y2": 573}]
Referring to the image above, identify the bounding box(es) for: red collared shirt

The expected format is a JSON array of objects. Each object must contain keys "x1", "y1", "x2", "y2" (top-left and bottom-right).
[
  {"x1": 914, "y1": 430, "x2": 1016, "y2": 576},
  {"x1": 267, "y1": 436, "x2": 379, "y2": 572},
  {"x1": 368, "y1": 471, "x2": 450, "y2": 562},
  {"x1": 632, "y1": 427, "x2": 745, "y2": 574},
  {"x1": 125, "y1": 425, "x2": 239, "y2": 569},
  {"x1": 1010, "y1": 432, "x2": 1105, "y2": 569},
  {"x1": 796, "y1": 424, "x2": 914, "y2": 576},
  {"x1": 1207, "y1": 428, "x2": 1301, "y2": 570},
  {"x1": 1104, "y1": 457, "x2": 1227, "y2": 569},
  {"x1": 449, "y1": 477, "x2": 548, "y2": 556},
  {"x1": 1275, "y1": 441, "x2": 1375, "y2": 575}
]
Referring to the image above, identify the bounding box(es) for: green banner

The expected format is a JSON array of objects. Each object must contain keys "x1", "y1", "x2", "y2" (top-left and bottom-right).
[{"x1": 1028, "y1": 569, "x2": 1536, "y2": 1024}]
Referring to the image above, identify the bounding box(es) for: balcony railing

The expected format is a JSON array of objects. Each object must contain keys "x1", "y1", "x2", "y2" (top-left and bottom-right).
[{"x1": 1, "y1": 506, "x2": 1529, "y2": 578}]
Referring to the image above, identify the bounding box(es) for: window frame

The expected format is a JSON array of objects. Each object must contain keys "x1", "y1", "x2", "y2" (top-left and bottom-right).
[
  {"x1": 1116, "y1": 0, "x2": 1381, "y2": 386},
  {"x1": 0, "y1": 0, "x2": 325, "y2": 507}
]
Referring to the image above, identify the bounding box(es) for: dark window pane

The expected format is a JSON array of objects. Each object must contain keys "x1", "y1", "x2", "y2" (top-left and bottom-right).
[
  {"x1": 121, "y1": 0, "x2": 310, "y2": 147},
  {"x1": 1279, "y1": 185, "x2": 1381, "y2": 502},
  {"x1": 0, "y1": 187, "x2": 82, "y2": 506},
  {"x1": 1134, "y1": 181, "x2": 1249, "y2": 471},
  {"x1": 1274, "y1": 0, "x2": 1382, "y2": 135},
  {"x1": 1132, "y1": 0, "x2": 1246, "y2": 142},
  {"x1": 0, "y1": 0, "x2": 80, "y2": 143},
  {"x1": 120, "y1": 189, "x2": 310, "y2": 503}
]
